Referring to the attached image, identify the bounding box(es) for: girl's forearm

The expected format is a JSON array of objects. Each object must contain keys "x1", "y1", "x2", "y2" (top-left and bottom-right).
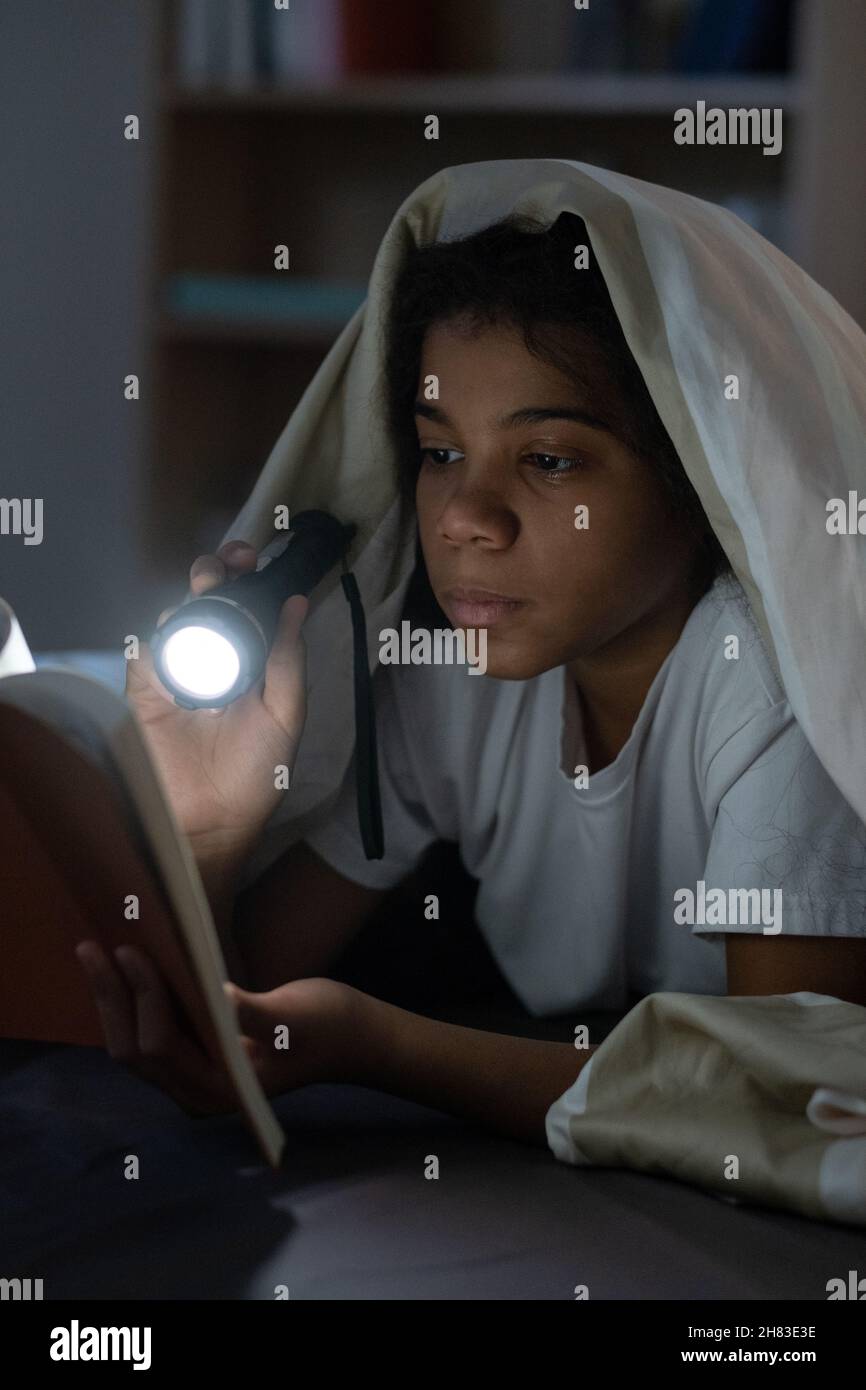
[
  {"x1": 350, "y1": 990, "x2": 598, "y2": 1146},
  {"x1": 191, "y1": 837, "x2": 252, "y2": 987}
]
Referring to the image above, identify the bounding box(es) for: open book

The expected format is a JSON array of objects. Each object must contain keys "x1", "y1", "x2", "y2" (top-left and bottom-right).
[{"x1": 0, "y1": 597, "x2": 285, "y2": 1168}]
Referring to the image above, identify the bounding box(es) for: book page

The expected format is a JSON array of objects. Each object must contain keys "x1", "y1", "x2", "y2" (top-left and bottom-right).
[
  {"x1": 0, "y1": 668, "x2": 285, "y2": 1168},
  {"x1": 0, "y1": 597, "x2": 36, "y2": 679}
]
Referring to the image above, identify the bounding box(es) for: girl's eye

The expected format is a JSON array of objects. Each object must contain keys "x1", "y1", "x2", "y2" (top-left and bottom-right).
[
  {"x1": 525, "y1": 452, "x2": 586, "y2": 479},
  {"x1": 418, "y1": 447, "x2": 461, "y2": 466},
  {"x1": 417, "y1": 447, "x2": 587, "y2": 477}
]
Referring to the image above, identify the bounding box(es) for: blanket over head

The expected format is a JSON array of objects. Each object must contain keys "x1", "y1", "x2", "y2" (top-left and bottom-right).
[{"x1": 221, "y1": 157, "x2": 866, "y2": 887}]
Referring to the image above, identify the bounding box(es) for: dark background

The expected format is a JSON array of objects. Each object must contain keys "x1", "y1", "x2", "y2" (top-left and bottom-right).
[{"x1": 1, "y1": 0, "x2": 863, "y2": 652}]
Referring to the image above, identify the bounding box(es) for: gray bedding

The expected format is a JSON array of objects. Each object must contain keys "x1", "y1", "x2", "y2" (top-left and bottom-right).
[{"x1": 3, "y1": 1025, "x2": 865, "y2": 1301}]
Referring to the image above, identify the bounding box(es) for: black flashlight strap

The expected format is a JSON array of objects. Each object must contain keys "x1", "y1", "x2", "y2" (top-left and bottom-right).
[
  {"x1": 223, "y1": 512, "x2": 356, "y2": 646},
  {"x1": 340, "y1": 570, "x2": 384, "y2": 860}
]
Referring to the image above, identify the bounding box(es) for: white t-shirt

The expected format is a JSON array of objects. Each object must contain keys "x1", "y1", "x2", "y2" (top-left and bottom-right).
[{"x1": 305, "y1": 571, "x2": 866, "y2": 1014}]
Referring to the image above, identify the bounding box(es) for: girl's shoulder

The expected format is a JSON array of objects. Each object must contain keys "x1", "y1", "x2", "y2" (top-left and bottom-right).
[
  {"x1": 677, "y1": 572, "x2": 798, "y2": 787},
  {"x1": 682, "y1": 571, "x2": 785, "y2": 706}
]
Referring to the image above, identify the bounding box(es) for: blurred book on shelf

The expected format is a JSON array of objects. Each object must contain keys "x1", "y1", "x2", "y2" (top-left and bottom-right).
[
  {"x1": 267, "y1": 0, "x2": 342, "y2": 80},
  {"x1": 339, "y1": 0, "x2": 438, "y2": 73},
  {"x1": 172, "y1": 0, "x2": 796, "y2": 84},
  {"x1": 161, "y1": 272, "x2": 366, "y2": 328},
  {"x1": 173, "y1": 0, "x2": 439, "y2": 86},
  {"x1": 672, "y1": 0, "x2": 795, "y2": 73},
  {"x1": 567, "y1": 0, "x2": 795, "y2": 74},
  {"x1": 175, "y1": 0, "x2": 256, "y2": 87},
  {"x1": 568, "y1": 0, "x2": 659, "y2": 72}
]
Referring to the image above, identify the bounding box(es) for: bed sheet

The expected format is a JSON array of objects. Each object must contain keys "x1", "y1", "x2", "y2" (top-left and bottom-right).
[{"x1": 3, "y1": 1032, "x2": 865, "y2": 1301}]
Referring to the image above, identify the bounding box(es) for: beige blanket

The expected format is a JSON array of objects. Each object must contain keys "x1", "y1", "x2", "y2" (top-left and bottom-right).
[
  {"x1": 222, "y1": 159, "x2": 866, "y2": 888},
  {"x1": 546, "y1": 990, "x2": 866, "y2": 1227}
]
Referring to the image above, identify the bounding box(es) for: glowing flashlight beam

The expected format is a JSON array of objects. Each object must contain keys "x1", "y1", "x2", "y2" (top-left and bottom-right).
[{"x1": 161, "y1": 625, "x2": 241, "y2": 700}]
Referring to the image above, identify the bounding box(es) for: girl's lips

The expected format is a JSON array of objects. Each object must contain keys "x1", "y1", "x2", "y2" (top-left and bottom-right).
[{"x1": 442, "y1": 589, "x2": 526, "y2": 627}]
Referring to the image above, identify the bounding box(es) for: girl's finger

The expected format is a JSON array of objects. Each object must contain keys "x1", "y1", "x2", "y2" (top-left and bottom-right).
[
  {"x1": 75, "y1": 942, "x2": 138, "y2": 1062},
  {"x1": 115, "y1": 948, "x2": 241, "y2": 1108},
  {"x1": 125, "y1": 634, "x2": 171, "y2": 703},
  {"x1": 224, "y1": 980, "x2": 314, "y2": 1090},
  {"x1": 216, "y1": 539, "x2": 258, "y2": 570},
  {"x1": 260, "y1": 594, "x2": 308, "y2": 742},
  {"x1": 223, "y1": 982, "x2": 267, "y2": 1038},
  {"x1": 113, "y1": 946, "x2": 179, "y2": 1060},
  {"x1": 189, "y1": 541, "x2": 257, "y2": 597},
  {"x1": 189, "y1": 553, "x2": 227, "y2": 595},
  {"x1": 223, "y1": 986, "x2": 291, "y2": 1090}
]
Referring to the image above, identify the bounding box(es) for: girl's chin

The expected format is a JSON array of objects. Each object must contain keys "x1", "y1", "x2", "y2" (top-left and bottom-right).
[
  {"x1": 471, "y1": 642, "x2": 559, "y2": 682},
  {"x1": 430, "y1": 600, "x2": 564, "y2": 679}
]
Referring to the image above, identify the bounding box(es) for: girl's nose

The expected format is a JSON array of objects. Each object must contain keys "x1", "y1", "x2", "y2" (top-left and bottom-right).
[{"x1": 438, "y1": 488, "x2": 518, "y2": 549}]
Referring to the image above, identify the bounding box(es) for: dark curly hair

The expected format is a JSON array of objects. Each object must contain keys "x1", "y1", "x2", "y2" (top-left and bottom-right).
[{"x1": 377, "y1": 209, "x2": 730, "y2": 622}]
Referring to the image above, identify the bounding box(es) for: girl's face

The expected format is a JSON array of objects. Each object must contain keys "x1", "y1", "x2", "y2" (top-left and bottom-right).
[{"x1": 414, "y1": 318, "x2": 702, "y2": 682}]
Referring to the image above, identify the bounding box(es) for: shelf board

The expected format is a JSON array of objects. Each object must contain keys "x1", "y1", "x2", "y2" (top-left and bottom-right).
[
  {"x1": 155, "y1": 309, "x2": 344, "y2": 346},
  {"x1": 162, "y1": 72, "x2": 804, "y2": 117}
]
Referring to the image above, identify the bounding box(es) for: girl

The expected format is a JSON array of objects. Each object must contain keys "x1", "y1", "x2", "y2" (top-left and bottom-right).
[{"x1": 75, "y1": 165, "x2": 866, "y2": 1159}]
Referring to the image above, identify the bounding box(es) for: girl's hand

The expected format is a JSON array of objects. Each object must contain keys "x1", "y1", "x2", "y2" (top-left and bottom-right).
[
  {"x1": 74, "y1": 940, "x2": 360, "y2": 1117},
  {"x1": 125, "y1": 539, "x2": 309, "y2": 853}
]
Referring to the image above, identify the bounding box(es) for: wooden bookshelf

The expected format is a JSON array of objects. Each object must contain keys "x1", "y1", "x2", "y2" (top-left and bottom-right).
[
  {"x1": 143, "y1": 0, "x2": 865, "y2": 596},
  {"x1": 162, "y1": 72, "x2": 804, "y2": 115}
]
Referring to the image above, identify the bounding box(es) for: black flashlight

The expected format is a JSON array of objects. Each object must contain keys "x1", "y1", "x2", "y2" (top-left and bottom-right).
[{"x1": 151, "y1": 510, "x2": 356, "y2": 710}]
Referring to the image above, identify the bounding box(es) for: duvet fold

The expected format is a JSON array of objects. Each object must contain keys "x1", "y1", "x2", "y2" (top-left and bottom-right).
[{"x1": 545, "y1": 990, "x2": 866, "y2": 1227}]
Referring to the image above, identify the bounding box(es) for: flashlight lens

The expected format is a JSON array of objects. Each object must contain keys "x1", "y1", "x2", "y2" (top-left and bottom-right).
[{"x1": 161, "y1": 625, "x2": 242, "y2": 700}]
